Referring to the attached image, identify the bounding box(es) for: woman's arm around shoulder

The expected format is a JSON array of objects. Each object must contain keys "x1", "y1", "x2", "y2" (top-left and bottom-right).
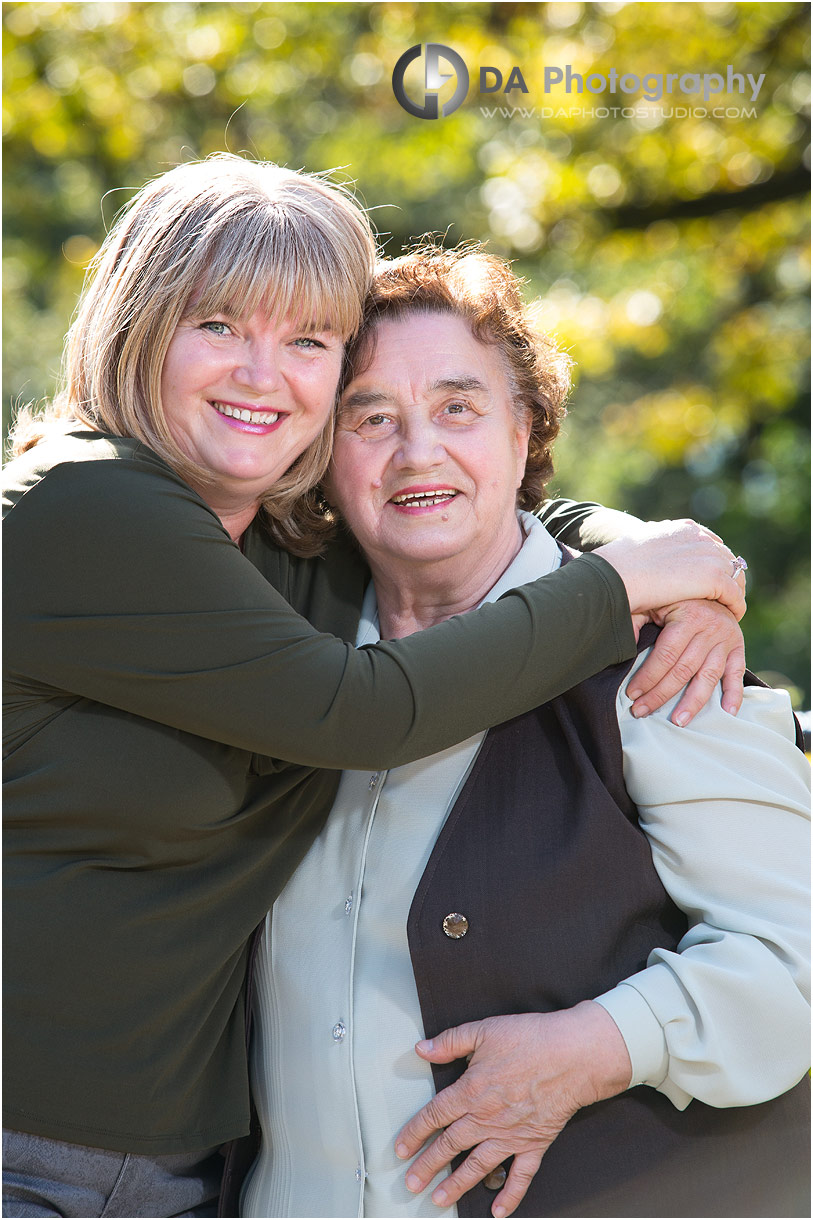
[{"x1": 4, "y1": 449, "x2": 633, "y2": 770}]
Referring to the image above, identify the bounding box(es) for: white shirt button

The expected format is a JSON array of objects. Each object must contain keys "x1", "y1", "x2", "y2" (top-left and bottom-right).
[
  {"x1": 369, "y1": 773, "x2": 380, "y2": 790},
  {"x1": 345, "y1": 893, "x2": 354, "y2": 915},
  {"x1": 332, "y1": 1021, "x2": 346, "y2": 1041}
]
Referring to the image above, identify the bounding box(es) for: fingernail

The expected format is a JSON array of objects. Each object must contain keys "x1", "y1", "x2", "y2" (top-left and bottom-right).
[
  {"x1": 395, "y1": 1142, "x2": 409, "y2": 1159},
  {"x1": 406, "y1": 1174, "x2": 422, "y2": 1192},
  {"x1": 494, "y1": 1208, "x2": 507, "y2": 1218},
  {"x1": 416, "y1": 1038, "x2": 433, "y2": 1052},
  {"x1": 722, "y1": 703, "x2": 738, "y2": 716},
  {"x1": 674, "y1": 711, "x2": 689, "y2": 727},
  {"x1": 627, "y1": 687, "x2": 642, "y2": 700},
  {"x1": 631, "y1": 704, "x2": 648, "y2": 718},
  {"x1": 432, "y1": 1188, "x2": 449, "y2": 1206}
]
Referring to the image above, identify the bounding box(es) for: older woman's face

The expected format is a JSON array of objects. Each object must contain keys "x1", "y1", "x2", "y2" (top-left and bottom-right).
[
  {"x1": 326, "y1": 312, "x2": 531, "y2": 573},
  {"x1": 161, "y1": 309, "x2": 343, "y2": 505}
]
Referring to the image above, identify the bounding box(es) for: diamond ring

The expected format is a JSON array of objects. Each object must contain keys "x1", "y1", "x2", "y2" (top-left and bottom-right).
[{"x1": 731, "y1": 555, "x2": 748, "y2": 577}]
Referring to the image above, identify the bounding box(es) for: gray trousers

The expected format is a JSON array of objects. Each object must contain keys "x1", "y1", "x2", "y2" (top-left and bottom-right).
[{"x1": 2, "y1": 1129, "x2": 222, "y2": 1218}]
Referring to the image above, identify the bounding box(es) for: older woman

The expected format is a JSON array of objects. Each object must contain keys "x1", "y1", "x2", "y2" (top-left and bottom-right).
[
  {"x1": 3, "y1": 155, "x2": 750, "y2": 1218},
  {"x1": 241, "y1": 248, "x2": 810, "y2": 1219}
]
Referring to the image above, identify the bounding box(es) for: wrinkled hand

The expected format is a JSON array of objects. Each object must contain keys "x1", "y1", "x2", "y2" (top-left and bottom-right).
[
  {"x1": 596, "y1": 519, "x2": 747, "y2": 621},
  {"x1": 395, "y1": 1002, "x2": 631, "y2": 1218},
  {"x1": 627, "y1": 599, "x2": 746, "y2": 725}
]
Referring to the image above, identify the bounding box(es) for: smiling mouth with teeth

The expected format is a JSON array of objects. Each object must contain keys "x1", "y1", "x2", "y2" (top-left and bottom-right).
[
  {"x1": 390, "y1": 490, "x2": 459, "y2": 509},
  {"x1": 212, "y1": 401, "x2": 280, "y2": 425}
]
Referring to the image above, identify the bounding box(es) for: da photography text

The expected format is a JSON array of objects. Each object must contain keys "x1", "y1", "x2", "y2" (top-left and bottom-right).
[{"x1": 391, "y1": 43, "x2": 766, "y2": 120}]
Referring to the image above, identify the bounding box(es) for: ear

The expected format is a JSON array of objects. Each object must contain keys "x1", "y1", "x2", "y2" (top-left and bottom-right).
[{"x1": 514, "y1": 407, "x2": 533, "y2": 488}]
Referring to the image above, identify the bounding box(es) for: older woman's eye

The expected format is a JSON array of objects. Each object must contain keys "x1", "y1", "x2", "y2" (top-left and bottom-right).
[
  {"x1": 201, "y1": 320, "x2": 232, "y2": 336},
  {"x1": 293, "y1": 337, "x2": 326, "y2": 350},
  {"x1": 353, "y1": 412, "x2": 396, "y2": 436}
]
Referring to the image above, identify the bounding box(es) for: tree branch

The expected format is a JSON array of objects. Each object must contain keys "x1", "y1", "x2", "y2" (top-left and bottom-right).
[{"x1": 606, "y1": 165, "x2": 810, "y2": 228}]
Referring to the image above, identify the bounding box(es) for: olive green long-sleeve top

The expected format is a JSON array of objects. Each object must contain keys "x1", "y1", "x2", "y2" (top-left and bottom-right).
[{"x1": 3, "y1": 429, "x2": 634, "y2": 1154}]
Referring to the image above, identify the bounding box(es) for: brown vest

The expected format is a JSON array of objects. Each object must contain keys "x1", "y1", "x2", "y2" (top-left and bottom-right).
[{"x1": 406, "y1": 626, "x2": 810, "y2": 1217}]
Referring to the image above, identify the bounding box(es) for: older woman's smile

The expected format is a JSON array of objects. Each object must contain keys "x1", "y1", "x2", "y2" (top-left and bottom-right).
[{"x1": 389, "y1": 485, "x2": 460, "y2": 511}]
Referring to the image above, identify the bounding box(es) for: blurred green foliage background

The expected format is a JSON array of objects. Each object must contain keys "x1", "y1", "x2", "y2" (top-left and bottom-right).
[{"x1": 3, "y1": 1, "x2": 810, "y2": 699}]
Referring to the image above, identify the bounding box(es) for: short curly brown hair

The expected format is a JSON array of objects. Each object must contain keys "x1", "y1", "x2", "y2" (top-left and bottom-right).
[{"x1": 340, "y1": 243, "x2": 571, "y2": 512}]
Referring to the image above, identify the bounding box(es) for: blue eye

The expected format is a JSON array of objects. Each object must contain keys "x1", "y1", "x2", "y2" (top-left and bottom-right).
[
  {"x1": 294, "y1": 337, "x2": 326, "y2": 349},
  {"x1": 201, "y1": 321, "x2": 231, "y2": 336}
]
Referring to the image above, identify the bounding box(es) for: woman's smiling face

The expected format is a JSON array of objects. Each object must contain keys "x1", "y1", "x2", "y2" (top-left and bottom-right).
[
  {"x1": 326, "y1": 311, "x2": 532, "y2": 578},
  {"x1": 160, "y1": 307, "x2": 344, "y2": 511}
]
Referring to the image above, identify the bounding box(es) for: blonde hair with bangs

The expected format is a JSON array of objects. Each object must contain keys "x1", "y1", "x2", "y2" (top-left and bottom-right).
[{"x1": 10, "y1": 153, "x2": 376, "y2": 555}]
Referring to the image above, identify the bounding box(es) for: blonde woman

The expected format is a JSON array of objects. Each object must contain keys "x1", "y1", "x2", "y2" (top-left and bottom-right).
[{"x1": 3, "y1": 155, "x2": 747, "y2": 1217}]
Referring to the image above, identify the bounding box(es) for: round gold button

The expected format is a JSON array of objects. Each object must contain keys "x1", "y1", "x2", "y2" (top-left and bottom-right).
[
  {"x1": 442, "y1": 912, "x2": 469, "y2": 938},
  {"x1": 483, "y1": 1166, "x2": 507, "y2": 1191}
]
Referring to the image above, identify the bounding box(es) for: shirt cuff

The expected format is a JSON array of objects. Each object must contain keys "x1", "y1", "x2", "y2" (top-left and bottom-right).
[{"x1": 593, "y1": 983, "x2": 691, "y2": 1110}]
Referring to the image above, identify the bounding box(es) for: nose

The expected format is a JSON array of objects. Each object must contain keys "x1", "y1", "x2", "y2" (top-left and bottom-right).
[
  {"x1": 392, "y1": 418, "x2": 445, "y2": 471},
  {"x1": 233, "y1": 340, "x2": 283, "y2": 393}
]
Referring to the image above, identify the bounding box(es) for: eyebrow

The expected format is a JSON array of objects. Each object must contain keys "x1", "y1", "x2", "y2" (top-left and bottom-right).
[
  {"x1": 340, "y1": 389, "x2": 393, "y2": 410},
  {"x1": 297, "y1": 320, "x2": 337, "y2": 334},
  {"x1": 431, "y1": 376, "x2": 489, "y2": 394},
  {"x1": 341, "y1": 375, "x2": 489, "y2": 413}
]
